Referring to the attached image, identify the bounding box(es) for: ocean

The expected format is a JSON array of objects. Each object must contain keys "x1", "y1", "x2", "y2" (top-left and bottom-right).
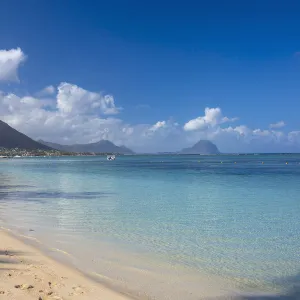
[{"x1": 1, "y1": 155, "x2": 300, "y2": 299}]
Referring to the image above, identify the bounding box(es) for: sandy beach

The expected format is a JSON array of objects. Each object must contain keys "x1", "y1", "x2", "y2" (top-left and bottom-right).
[
  {"x1": 0, "y1": 228, "x2": 247, "y2": 300},
  {"x1": 0, "y1": 229, "x2": 132, "y2": 300}
]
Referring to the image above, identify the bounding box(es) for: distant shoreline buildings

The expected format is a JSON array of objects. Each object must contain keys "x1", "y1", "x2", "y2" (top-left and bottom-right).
[{"x1": 0, "y1": 147, "x2": 125, "y2": 158}]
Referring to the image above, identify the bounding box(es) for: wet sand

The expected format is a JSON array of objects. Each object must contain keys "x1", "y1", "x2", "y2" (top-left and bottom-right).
[
  {"x1": 0, "y1": 229, "x2": 132, "y2": 300},
  {"x1": 0, "y1": 228, "x2": 264, "y2": 300}
]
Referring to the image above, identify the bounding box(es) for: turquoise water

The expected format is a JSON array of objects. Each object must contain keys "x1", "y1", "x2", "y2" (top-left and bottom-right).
[{"x1": 1, "y1": 155, "x2": 300, "y2": 297}]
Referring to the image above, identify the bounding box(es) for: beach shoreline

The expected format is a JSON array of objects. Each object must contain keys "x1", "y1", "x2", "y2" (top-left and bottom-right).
[
  {"x1": 0, "y1": 226, "x2": 287, "y2": 300},
  {"x1": 0, "y1": 228, "x2": 134, "y2": 300},
  {"x1": 0, "y1": 226, "x2": 245, "y2": 300}
]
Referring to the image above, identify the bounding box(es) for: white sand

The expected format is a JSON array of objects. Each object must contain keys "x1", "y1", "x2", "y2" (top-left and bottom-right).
[
  {"x1": 0, "y1": 229, "x2": 132, "y2": 300},
  {"x1": 0, "y1": 228, "x2": 250, "y2": 300}
]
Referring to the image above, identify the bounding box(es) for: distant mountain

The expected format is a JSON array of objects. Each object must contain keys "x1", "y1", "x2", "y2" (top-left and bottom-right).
[
  {"x1": 180, "y1": 140, "x2": 220, "y2": 154},
  {"x1": 36, "y1": 140, "x2": 68, "y2": 152},
  {"x1": 38, "y1": 139, "x2": 134, "y2": 154},
  {"x1": 0, "y1": 120, "x2": 52, "y2": 150}
]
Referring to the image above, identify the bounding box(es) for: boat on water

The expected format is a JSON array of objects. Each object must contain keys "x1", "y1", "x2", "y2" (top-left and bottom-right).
[{"x1": 107, "y1": 155, "x2": 116, "y2": 161}]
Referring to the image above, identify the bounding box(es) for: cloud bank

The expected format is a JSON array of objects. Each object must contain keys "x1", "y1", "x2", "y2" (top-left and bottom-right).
[{"x1": 0, "y1": 48, "x2": 299, "y2": 153}]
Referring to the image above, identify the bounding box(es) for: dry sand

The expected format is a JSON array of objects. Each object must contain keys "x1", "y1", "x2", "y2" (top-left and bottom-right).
[{"x1": 0, "y1": 229, "x2": 132, "y2": 300}]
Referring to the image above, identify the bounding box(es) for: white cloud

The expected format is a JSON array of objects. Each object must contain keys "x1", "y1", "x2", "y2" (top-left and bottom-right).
[
  {"x1": 0, "y1": 47, "x2": 299, "y2": 153},
  {"x1": 149, "y1": 121, "x2": 166, "y2": 132},
  {"x1": 183, "y1": 107, "x2": 237, "y2": 131},
  {"x1": 269, "y1": 121, "x2": 285, "y2": 129},
  {"x1": 36, "y1": 85, "x2": 56, "y2": 97},
  {"x1": 56, "y1": 82, "x2": 121, "y2": 116},
  {"x1": 288, "y1": 131, "x2": 300, "y2": 145},
  {"x1": 0, "y1": 86, "x2": 299, "y2": 153},
  {"x1": 0, "y1": 83, "x2": 124, "y2": 144},
  {"x1": 0, "y1": 48, "x2": 26, "y2": 82},
  {"x1": 0, "y1": 83, "x2": 184, "y2": 152}
]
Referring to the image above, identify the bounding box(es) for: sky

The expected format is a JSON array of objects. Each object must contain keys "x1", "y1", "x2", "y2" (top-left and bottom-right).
[{"x1": 0, "y1": 0, "x2": 300, "y2": 153}]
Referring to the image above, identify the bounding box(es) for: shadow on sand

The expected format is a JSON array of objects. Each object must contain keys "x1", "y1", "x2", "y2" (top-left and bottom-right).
[
  {"x1": 238, "y1": 273, "x2": 300, "y2": 300},
  {"x1": 0, "y1": 250, "x2": 28, "y2": 269}
]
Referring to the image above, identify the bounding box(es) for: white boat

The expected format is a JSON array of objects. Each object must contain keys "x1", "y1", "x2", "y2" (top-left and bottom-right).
[
  {"x1": 14, "y1": 155, "x2": 21, "y2": 158},
  {"x1": 107, "y1": 155, "x2": 116, "y2": 161}
]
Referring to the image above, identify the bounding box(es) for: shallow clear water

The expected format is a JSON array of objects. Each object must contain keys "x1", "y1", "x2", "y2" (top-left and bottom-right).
[{"x1": 1, "y1": 155, "x2": 300, "y2": 297}]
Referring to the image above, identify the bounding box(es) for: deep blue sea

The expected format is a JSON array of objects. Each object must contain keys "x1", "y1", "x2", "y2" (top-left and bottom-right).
[{"x1": 1, "y1": 155, "x2": 300, "y2": 299}]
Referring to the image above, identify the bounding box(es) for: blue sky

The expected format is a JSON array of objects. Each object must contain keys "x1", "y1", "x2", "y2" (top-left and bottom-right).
[{"x1": 0, "y1": 0, "x2": 300, "y2": 152}]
